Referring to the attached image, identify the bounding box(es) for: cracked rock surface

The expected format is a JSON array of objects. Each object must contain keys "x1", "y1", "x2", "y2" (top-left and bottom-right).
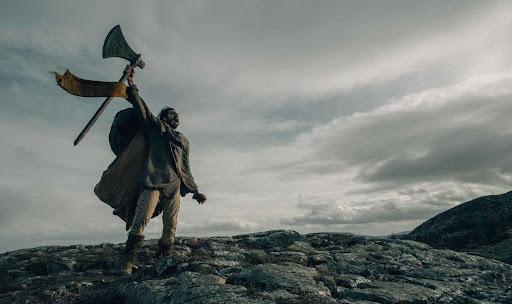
[{"x1": 1, "y1": 230, "x2": 512, "y2": 303}]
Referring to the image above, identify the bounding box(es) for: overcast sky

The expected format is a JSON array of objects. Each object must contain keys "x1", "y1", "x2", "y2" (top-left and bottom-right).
[{"x1": 2, "y1": 1, "x2": 512, "y2": 252}]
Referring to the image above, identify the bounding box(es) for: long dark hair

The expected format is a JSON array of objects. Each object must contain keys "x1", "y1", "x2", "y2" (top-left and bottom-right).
[{"x1": 158, "y1": 107, "x2": 176, "y2": 120}]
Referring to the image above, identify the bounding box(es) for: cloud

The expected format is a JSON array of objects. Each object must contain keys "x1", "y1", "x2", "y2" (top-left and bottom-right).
[
  {"x1": 3, "y1": 1, "x2": 512, "y2": 251},
  {"x1": 273, "y1": 73, "x2": 512, "y2": 191},
  {"x1": 283, "y1": 201, "x2": 437, "y2": 226},
  {"x1": 281, "y1": 187, "x2": 486, "y2": 227},
  {"x1": 0, "y1": 182, "x2": 128, "y2": 253},
  {"x1": 177, "y1": 218, "x2": 261, "y2": 235}
]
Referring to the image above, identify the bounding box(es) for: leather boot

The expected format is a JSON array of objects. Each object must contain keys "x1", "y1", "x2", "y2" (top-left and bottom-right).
[
  {"x1": 122, "y1": 233, "x2": 144, "y2": 274},
  {"x1": 157, "y1": 238, "x2": 173, "y2": 257}
]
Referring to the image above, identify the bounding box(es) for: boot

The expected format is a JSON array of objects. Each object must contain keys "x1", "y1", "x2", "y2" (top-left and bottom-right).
[
  {"x1": 121, "y1": 233, "x2": 144, "y2": 274},
  {"x1": 157, "y1": 238, "x2": 173, "y2": 257}
]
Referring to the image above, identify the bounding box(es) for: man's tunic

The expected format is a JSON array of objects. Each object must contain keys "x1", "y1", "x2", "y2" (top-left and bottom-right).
[{"x1": 126, "y1": 85, "x2": 198, "y2": 197}]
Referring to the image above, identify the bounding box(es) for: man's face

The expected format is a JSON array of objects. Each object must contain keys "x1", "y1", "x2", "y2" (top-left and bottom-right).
[{"x1": 163, "y1": 109, "x2": 179, "y2": 129}]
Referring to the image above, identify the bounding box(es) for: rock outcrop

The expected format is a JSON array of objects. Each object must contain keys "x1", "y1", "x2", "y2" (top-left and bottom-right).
[
  {"x1": 407, "y1": 191, "x2": 512, "y2": 263},
  {"x1": 1, "y1": 230, "x2": 512, "y2": 303}
]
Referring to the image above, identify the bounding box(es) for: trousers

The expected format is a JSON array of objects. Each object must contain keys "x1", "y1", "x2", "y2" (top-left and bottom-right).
[{"x1": 129, "y1": 182, "x2": 181, "y2": 245}]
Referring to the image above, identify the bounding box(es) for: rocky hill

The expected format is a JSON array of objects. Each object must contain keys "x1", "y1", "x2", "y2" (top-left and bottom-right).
[
  {"x1": 407, "y1": 191, "x2": 512, "y2": 263},
  {"x1": 2, "y1": 230, "x2": 512, "y2": 304}
]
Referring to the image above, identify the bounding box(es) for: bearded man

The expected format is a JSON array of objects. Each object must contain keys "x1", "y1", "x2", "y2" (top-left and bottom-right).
[{"x1": 116, "y1": 65, "x2": 207, "y2": 274}]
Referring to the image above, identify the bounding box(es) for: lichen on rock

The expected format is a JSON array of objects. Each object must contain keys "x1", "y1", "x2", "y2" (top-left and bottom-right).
[{"x1": 1, "y1": 230, "x2": 512, "y2": 303}]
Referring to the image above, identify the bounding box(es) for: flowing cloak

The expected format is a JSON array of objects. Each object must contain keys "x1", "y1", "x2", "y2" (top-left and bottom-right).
[
  {"x1": 93, "y1": 108, "x2": 149, "y2": 231},
  {"x1": 94, "y1": 93, "x2": 199, "y2": 231}
]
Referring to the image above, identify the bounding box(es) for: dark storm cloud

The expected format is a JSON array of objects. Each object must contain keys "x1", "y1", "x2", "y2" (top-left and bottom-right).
[
  {"x1": 274, "y1": 75, "x2": 512, "y2": 191},
  {"x1": 363, "y1": 128, "x2": 512, "y2": 186}
]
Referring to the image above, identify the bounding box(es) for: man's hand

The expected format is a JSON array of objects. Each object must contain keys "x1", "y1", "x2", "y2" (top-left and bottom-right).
[
  {"x1": 125, "y1": 65, "x2": 135, "y2": 86},
  {"x1": 193, "y1": 192, "x2": 207, "y2": 205}
]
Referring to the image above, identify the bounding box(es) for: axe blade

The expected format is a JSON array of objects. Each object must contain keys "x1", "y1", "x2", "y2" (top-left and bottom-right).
[
  {"x1": 102, "y1": 25, "x2": 145, "y2": 68},
  {"x1": 73, "y1": 25, "x2": 146, "y2": 146}
]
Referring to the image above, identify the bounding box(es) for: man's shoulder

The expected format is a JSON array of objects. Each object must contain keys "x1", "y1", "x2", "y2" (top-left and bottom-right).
[
  {"x1": 174, "y1": 131, "x2": 190, "y2": 145},
  {"x1": 162, "y1": 128, "x2": 190, "y2": 149}
]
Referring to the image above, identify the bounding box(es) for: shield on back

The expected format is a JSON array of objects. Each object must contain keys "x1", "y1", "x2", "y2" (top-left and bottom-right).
[{"x1": 109, "y1": 108, "x2": 141, "y2": 156}]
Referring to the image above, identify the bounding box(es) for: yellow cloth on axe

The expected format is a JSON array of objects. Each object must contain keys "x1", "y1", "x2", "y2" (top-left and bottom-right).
[{"x1": 54, "y1": 69, "x2": 128, "y2": 99}]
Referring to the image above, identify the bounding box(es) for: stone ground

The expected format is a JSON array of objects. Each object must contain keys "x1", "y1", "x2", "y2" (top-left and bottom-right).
[{"x1": 1, "y1": 230, "x2": 512, "y2": 303}]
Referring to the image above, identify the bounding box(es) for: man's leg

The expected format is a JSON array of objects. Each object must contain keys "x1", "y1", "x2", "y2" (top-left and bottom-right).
[
  {"x1": 129, "y1": 189, "x2": 160, "y2": 237},
  {"x1": 159, "y1": 188, "x2": 181, "y2": 256},
  {"x1": 122, "y1": 188, "x2": 160, "y2": 274}
]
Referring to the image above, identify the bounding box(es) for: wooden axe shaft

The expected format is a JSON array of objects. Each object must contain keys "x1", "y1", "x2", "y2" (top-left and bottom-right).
[{"x1": 73, "y1": 59, "x2": 139, "y2": 146}]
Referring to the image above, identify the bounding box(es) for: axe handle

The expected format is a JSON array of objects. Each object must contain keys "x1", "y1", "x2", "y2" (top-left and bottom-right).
[{"x1": 73, "y1": 60, "x2": 139, "y2": 146}]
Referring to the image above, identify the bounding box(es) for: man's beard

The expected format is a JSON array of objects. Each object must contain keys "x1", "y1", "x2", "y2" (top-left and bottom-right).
[{"x1": 166, "y1": 119, "x2": 179, "y2": 129}]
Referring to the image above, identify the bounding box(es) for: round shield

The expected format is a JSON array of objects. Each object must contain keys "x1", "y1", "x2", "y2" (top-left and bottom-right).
[{"x1": 109, "y1": 108, "x2": 141, "y2": 156}]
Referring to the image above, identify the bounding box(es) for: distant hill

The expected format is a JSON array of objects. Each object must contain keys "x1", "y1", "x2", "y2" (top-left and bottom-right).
[{"x1": 407, "y1": 191, "x2": 512, "y2": 263}]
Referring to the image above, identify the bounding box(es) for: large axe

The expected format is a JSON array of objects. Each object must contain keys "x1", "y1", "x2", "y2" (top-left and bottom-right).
[{"x1": 73, "y1": 25, "x2": 145, "y2": 146}]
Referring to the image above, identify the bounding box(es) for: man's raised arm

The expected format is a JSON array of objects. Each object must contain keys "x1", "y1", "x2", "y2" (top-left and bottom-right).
[{"x1": 125, "y1": 65, "x2": 155, "y2": 129}]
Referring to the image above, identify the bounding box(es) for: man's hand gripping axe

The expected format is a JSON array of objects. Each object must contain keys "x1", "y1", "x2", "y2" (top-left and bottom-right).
[{"x1": 73, "y1": 25, "x2": 145, "y2": 146}]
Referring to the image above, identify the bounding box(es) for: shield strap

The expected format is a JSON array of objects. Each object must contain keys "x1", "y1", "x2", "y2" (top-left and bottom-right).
[{"x1": 54, "y1": 69, "x2": 128, "y2": 99}]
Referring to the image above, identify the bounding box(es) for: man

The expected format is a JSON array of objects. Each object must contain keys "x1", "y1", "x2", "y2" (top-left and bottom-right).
[{"x1": 121, "y1": 65, "x2": 207, "y2": 274}]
